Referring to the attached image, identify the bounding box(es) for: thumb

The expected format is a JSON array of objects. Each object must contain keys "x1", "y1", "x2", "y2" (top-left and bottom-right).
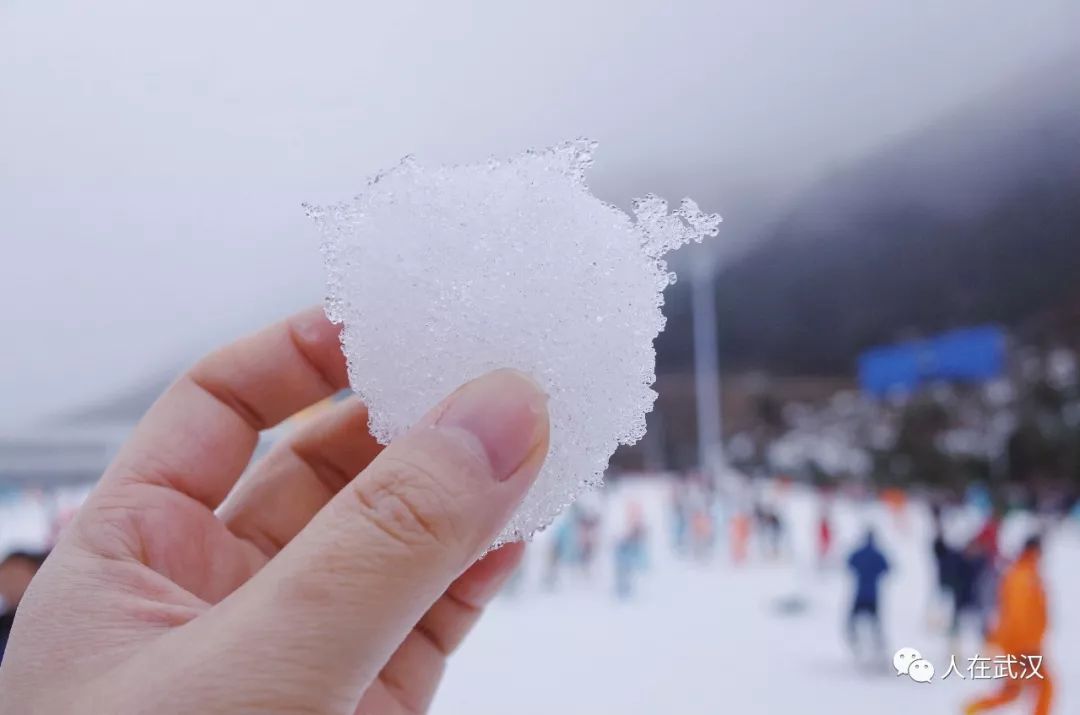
[{"x1": 207, "y1": 369, "x2": 548, "y2": 709}]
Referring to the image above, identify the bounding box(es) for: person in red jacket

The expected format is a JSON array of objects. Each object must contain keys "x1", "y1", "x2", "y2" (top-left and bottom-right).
[
  {"x1": 965, "y1": 535, "x2": 1053, "y2": 715},
  {"x1": 817, "y1": 507, "x2": 833, "y2": 567}
]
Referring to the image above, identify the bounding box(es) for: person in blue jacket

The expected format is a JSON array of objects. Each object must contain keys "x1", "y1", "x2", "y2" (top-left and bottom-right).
[{"x1": 847, "y1": 530, "x2": 890, "y2": 656}]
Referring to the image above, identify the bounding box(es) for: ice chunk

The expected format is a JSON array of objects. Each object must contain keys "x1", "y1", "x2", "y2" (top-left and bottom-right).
[{"x1": 306, "y1": 140, "x2": 720, "y2": 546}]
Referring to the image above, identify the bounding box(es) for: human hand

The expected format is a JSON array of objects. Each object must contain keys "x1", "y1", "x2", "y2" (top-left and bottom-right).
[{"x1": 0, "y1": 307, "x2": 549, "y2": 714}]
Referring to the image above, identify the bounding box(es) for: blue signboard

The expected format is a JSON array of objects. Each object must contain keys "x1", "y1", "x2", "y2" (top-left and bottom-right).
[{"x1": 858, "y1": 326, "x2": 1006, "y2": 396}]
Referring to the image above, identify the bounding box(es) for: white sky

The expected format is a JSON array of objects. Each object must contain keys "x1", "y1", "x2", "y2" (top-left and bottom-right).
[{"x1": 1, "y1": 0, "x2": 1077, "y2": 430}]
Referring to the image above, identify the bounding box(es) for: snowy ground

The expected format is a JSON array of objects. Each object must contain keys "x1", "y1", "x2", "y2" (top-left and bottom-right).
[{"x1": 433, "y1": 479, "x2": 1080, "y2": 715}]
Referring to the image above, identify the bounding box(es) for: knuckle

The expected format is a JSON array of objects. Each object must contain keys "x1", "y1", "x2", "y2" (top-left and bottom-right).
[
  {"x1": 73, "y1": 485, "x2": 147, "y2": 562},
  {"x1": 350, "y1": 456, "x2": 460, "y2": 550}
]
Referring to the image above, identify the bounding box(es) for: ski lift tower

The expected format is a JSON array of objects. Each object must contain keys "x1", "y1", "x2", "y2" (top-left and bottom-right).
[{"x1": 690, "y1": 255, "x2": 724, "y2": 473}]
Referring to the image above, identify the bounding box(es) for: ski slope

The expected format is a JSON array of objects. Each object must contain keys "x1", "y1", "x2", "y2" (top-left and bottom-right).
[{"x1": 432, "y1": 478, "x2": 1080, "y2": 715}]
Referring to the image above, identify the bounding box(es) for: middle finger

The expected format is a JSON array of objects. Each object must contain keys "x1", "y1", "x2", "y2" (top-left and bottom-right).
[{"x1": 219, "y1": 396, "x2": 384, "y2": 558}]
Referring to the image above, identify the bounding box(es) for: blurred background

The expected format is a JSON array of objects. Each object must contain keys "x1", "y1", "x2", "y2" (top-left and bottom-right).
[{"x1": 2, "y1": 1, "x2": 1080, "y2": 713}]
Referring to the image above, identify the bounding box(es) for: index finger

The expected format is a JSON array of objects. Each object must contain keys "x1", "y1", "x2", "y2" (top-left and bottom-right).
[{"x1": 102, "y1": 306, "x2": 350, "y2": 509}]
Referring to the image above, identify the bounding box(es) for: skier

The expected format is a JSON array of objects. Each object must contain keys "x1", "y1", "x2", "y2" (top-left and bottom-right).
[
  {"x1": 949, "y1": 541, "x2": 989, "y2": 653},
  {"x1": 614, "y1": 501, "x2": 648, "y2": 598},
  {"x1": 670, "y1": 481, "x2": 689, "y2": 554},
  {"x1": 754, "y1": 502, "x2": 784, "y2": 559},
  {"x1": 846, "y1": 530, "x2": 890, "y2": 657},
  {"x1": 730, "y1": 510, "x2": 751, "y2": 564},
  {"x1": 544, "y1": 513, "x2": 579, "y2": 589},
  {"x1": 971, "y1": 509, "x2": 1004, "y2": 632},
  {"x1": 930, "y1": 505, "x2": 953, "y2": 627},
  {"x1": 577, "y1": 505, "x2": 601, "y2": 578},
  {"x1": 964, "y1": 536, "x2": 1053, "y2": 715}
]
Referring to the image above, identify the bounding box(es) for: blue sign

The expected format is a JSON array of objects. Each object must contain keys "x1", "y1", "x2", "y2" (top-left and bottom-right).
[{"x1": 858, "y1": 326, "x2": 1005, "y2": 396}]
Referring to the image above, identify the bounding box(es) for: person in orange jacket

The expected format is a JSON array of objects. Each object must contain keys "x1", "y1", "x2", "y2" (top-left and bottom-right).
[
  {"x1": 730, "y1": 511, "x2": 751, "y2": 565},
  {"x1": 965, "y1": 535, "x2": 1053, "y2": 715}
]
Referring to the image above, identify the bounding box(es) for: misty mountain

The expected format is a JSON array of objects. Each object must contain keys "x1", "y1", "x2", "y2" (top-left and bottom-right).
[{"x1": 657, "y1": 53, "x2": 1080, "y2": 376}]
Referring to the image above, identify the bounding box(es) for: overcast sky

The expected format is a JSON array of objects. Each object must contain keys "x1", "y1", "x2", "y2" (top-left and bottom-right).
[{"x1": 2, "y1": 0, "x2": 1077, "y2": 430}]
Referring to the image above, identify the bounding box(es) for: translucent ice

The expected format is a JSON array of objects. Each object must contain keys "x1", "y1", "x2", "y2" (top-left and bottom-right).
[{"x1": 306, "y1": 140, "x2": 720, "y2": 546}]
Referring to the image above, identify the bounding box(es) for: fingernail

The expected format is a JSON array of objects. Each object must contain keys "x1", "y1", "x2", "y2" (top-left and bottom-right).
[{"x1": 434, "y1": 369, "x2": 549, "y2": 482}]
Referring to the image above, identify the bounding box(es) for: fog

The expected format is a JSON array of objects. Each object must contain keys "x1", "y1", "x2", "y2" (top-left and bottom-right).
[{"x1": 2, "y1": 0, "x2": 1077, "y2": 429}]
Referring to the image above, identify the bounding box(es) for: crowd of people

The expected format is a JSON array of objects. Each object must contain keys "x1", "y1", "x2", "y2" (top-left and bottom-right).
[{"x1": 534, "y1": 468, "x2": 1063, "y2": 715}]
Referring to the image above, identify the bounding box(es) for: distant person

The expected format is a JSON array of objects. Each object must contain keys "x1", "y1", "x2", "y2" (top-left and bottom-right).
[
  {"x1": 965, "y1": 536, "x2": 1053, "y2": 715},
  {"x1": 690, "y1": 505, "x2": 714, "y2": 560},
  {"x1": 544, "y1": 513, "x2": 579, "y2": 589},
  {"x1": 971, "y1": 509, "x2": 1002, "y2": 562},
  {"x1": 730, "y1": 510, "x2": 751, "y2": 564},
  {"x1": 971, "y1": 510, "x2": 1004, "y2": 628},
  {"x1": 765, "y1": 509, "x2": 785, "y2": 559},
  {"x1": 614, "y1": 501, "x2": 648, "y2": 599},
  {"x1": 929, "y1": 506, "x2": 954, "y2": 628},
  {"x1": 817, "y1": 506, "x2": 833, "y2": 568},
  {"x1": 670, "y1": 481, "x2": 689, "y2": 554},
  {"x1": 577, "y1": 506, "x2": 601, "y2": 578},
  {"x1": 0, "y1": 551, "x2": 48, "y2": 663},
  {"x1": 846, "y1": 531, "x2": 890, "y2": 657},
  {"x1": 754, "y1": 503, "x2": 784, "y2": 559},
  {"x1": 948, "y1": 542, "x2": 989, "y2": 653}
]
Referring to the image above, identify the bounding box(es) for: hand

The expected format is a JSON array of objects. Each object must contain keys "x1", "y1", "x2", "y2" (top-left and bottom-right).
[{"x1": 0, "y1": 307, "x2": 549, "y2": 714}]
